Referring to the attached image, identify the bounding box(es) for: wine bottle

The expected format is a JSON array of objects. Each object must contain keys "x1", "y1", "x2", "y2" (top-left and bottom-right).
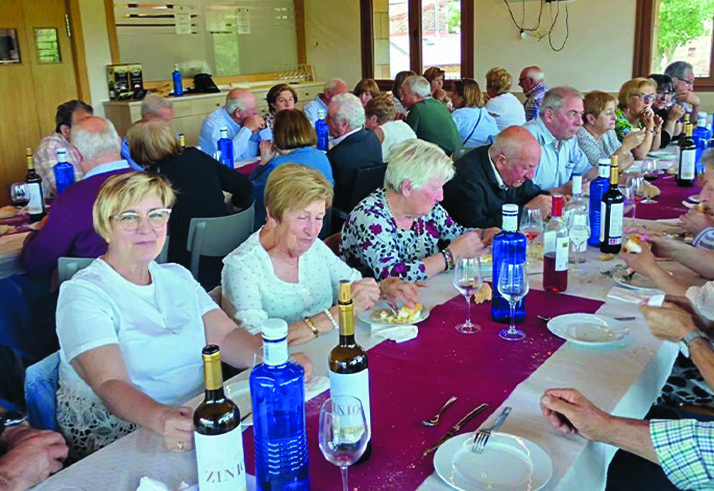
[
  {"x1": 600, "y1": 155, "x2": 624, "y2": 253},
  {"x1": 179, "y1": 133, "x2": 186, "y2": 149},
  {"x1": 217, "y1": 128, "x2": 234, "y2": 168},
  {"x1": 543, "y1": 194, "x2": 569, "y2": 292},
  {"x1": 24, "y1": 147, "x2": 45, "y2": 223},
  {"x1": 329, "y1": 280, "x2": 372, "y2": 462},
  {"x1": 250, "y1": 319, "x2": 310, "y2": 491},
  {"x1": 53, "y1": 148, "x2": 75, "y2": 195},
  {"x1": 172, "y1": 64, "x2": 184, "y2": 97},
  {"x1": 565, "y1": 175, "x2": 587, "y2": 263},
  {"x1": 678, "y1": 119, "x2": 696, "y2": 187},
  {"x1": 193, "y1": 345, "x2": 247, "y2": 491},
  {"x1": 491, "y1": 204, "x2": 527, "y2": 323},
  {"x1": 588, "y1": 159, "x2": 610, "y2": 247},
  {"x1": 315, "y1": 109, "x2": 329, "y2": 151}
]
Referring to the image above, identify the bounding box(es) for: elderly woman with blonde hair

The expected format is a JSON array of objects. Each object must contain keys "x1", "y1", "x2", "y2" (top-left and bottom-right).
[
  {"x1": 484, "y1": 67, "x2": 526, "y2": 130},
  {"x1": 615, "y1": 77, "x2": 663, "y2": 159},
  {"x1": 55, "y1": 172, "x2": 263, "y2": 460},
  {"x1": 340, "y1": 139, "x2": 494, "y2": 282},
  {"x1": 222, "y1": 164, "x2": 420, "y2": 345}
]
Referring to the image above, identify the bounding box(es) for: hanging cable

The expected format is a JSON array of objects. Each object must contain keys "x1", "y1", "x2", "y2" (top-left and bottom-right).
[
  {"x1": 547, "y1": 0, "x2": 569, "y2": 52},
  {"x1": 503, "y1": 0, "x2": 544, "y2": 32}
]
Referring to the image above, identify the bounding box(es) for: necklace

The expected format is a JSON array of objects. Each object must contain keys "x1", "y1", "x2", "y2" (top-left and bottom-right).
[{"x1": 384, "y1": 190, "x2": 421, "y2": 235}]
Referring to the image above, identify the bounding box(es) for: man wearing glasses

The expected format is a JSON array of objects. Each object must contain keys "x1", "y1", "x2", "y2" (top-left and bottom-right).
[{"x1": 665, "y1": 61, "x2": 700, "y2": 124}]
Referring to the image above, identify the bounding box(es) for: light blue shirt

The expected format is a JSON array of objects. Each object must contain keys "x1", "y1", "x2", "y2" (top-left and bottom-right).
[
  {"x1": 198, "y1": 107, "x2": 260, "y2": 161},
  {"x1": 524, "y1": 117, "x2": 590, "y2": 190},
  {"x1": 451, "y1": 106, "x2": 499, "y2": 148},
  {"x1": 83, "y1": 159, "x2": 130, "y2": 179},
  {"x1": 120, "y1": 137, "x2": 144, "y2": 170},
  {"x1": 302, "y1": 95, "x2": 328, "y2": 125}
]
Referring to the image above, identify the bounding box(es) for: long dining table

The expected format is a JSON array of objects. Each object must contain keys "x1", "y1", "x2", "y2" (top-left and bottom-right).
[{"x1": 34, "y1": 233, "x2": 705, "y2": 490}]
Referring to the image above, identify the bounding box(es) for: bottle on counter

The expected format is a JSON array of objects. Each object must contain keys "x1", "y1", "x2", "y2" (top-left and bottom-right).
[
  {"x1": 250, "y1": 319, "x2": 310, "y2": 491},
  {"x1": 491, "y1": 204, "x2": 527, "y2": 324},
  {"x1": 600, "y1": 155, "x2": 625, "y2": 254},
  {"x1": 315, "y1": 109, "x2": 329, "y2": 151},
  {"x1": 217, "y1": 128, "x2": 234, "y2": 168},
  {"x1": 193, "y1": 345, "x2": 247, "y2": 491},
  {"x1": 588, "y1": 159, "x2": 610, "y2": 247},
  {"x1": 543, "y1": 194, "x2": 569, "y2": 292},
  {"x1": 678, "y1": 118, "x2": 696, "y2": 187},
  {"x1": 24, "y1": 147, "x2": 45, "y2": 223},
  {"x1": 53, "y1": 148, "x2": 75, "y2": 195},
  {"x1": 172, "y1": 64, "x2": 184, "y2": 97}
]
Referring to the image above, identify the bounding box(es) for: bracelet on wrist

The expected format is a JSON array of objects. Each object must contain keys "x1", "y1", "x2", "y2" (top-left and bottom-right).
[
  {"x1": 441, "y1": 247, "x2": 456, "y2": 270},
  {"x1": 323, "y1": 308, "x2": 339, "y2": 330},
  {"x1": 304, "y1": 318, "x2": 319, "y2": 338}
]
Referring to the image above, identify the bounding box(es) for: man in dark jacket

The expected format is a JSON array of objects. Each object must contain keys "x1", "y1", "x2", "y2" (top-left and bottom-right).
[{"x1": 442, "y1": 126, "x2": 551, "y2": 228}]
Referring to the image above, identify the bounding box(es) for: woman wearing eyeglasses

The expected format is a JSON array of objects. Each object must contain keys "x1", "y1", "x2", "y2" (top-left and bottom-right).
[
  {"x1": 53, "y1": 172, "x2": 270, "y2": 461},
  {"x1": 649, "y1": 73, "x2": 686, "y2": 148},
  {"x1": 614, "y1": 77, "x2": 663, "y2": 159}
]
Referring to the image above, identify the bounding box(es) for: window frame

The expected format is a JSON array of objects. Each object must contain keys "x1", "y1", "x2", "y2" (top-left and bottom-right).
[
  {"x1": 634, "y1": 0, "x2": 714, "y2": 91},
  {"x1": 360, "y1": 0, "x2": 474, "y2": 91}
]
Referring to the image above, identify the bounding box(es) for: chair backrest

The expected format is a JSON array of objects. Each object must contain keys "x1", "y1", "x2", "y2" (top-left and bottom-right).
[
  {"x1": 156, "y1": 236, "x2": 170, "y2": 264},
  {"x1": 346, "y1": 164, "x2": 387, "y2": 212},
  {"x1": 57, "y1": 257, "x2": 95, "y2": 284},
  {"x1": 186, "y1": 203, "x2": 255, "y2": 280},
  {"x1": 24, "y1": 350, "x2": 60, "y2": 431},
  {"x1": 323, "y1": 232, "x2": 341, "y2": 256}
]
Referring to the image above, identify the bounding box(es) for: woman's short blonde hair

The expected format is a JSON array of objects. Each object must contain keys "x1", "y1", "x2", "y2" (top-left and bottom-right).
[
  {"x1": 583, "y1": 90, "x2": 617, "y2": 123},
  {"x1": 452, "y1": 78, "x2": 484, "y2": 108},
  {"x1": 618, "y1": 77, "x2": 657, "y2": 110},
  {"x1": 486, "y1": 67, "x2": 513, "y2": 96},
  {"x1": 273, "y1": 109, "x2": 316, "y2": 151},
  {"x1": 93, "y1": 171, "x2": 176, "y2": 241},
  {"x1": 126, "y1": 119, "x2": 181, "y2": 168},
  {"x1": 265, "y1": 164, "x2": 333, "y2": 222},
  {"x1": 384, "y1": 139, "x2": 454, "y2": 192},
  {"x1": 365, "y1": 95, "x2": 396, "y2": 125},
  {"x1": 353, "y1": 79, "x2": 380, "y2": 100}
]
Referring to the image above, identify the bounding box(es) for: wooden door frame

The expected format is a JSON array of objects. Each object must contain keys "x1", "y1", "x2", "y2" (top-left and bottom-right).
[{"x1": 66, "y1": 0, "x2": 91, "y2": 101}]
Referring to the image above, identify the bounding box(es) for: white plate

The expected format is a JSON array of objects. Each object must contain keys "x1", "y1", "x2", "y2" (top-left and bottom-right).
[
  {"x1": 647, "y1": 151, "x2": 676, "y2": 161},
  {"x1": 688, "y1": 194, "x2": 702, "y2": 203},
  {"x1": 547, "y1": 313, "x2": 630, "y2": 345},
  {"x1": 434, "y1": 432, "x2": 552, "y2": 491},
  {"x1": 613, "y1": 268, "x2": 664, "y2": 292},
  {"x1": 683, "y1": 200, "x2": 696, "y2": 209},
  {"x1": 358, "y1": 301, "x2": 430, "y2": 327}
]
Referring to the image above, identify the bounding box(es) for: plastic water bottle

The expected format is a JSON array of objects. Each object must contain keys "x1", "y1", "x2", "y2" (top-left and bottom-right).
[
  {"x1": 588, "y1": 159, "x2": 610, "y2": 247},
  {"x1": 315, "y1": 109, "x2": 329, "y2": 151},
  {"x1": 172, "y1": 64, "x2": 184, "y2": 97},
  {"x1": 250, "y1": 319, "x2": 310, "y2": 491},
  {"x1": 217, "y1": 128, "x2": 234, "y2": 168},
  {"x1": 693, "y1": 113, "x2": 711, "y2": 175},
  {"x1": 53, "y1": 148, "x2": 75, "y2": 195},
  {"x1": 491, "y1": 204, "x2": 527, "y2": 323}
]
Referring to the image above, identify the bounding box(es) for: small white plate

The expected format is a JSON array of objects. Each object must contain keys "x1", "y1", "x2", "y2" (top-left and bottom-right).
[
  {"x1": 647, "y1": 151, "x2": 676, "y2": 161},
  {"x1": 547, "y1": 313, "x2": 630, "y2": 346},
  {"x1": 358, "y1": 301, "x2": 430, "y2": 327},
  {"x1": 688, "y1": 194, "x2": 702, "y2": 203},
  {"x1": 683, "y1": 200, "x2": 696, "y2": 209},
  {"x1": 613, "y1": 268, "x2": 664, "y2": 293},
  {"x1": 434, "y1": 432, "x2": 552, "y2": 491}
]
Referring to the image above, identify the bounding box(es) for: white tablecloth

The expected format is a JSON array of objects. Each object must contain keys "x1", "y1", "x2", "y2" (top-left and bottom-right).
[{"x1": 36, "y1": 247, "x2": 694, "y2": 491}]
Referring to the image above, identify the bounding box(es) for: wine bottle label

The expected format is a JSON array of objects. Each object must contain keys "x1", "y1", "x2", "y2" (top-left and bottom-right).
[
  {"x1": 194, "y1": 426, "x2": 247, "y2": 491},
  {"x1": 680, "y1": 150, "x2": 695, "y2": 179},
  {"x1": 543, "y1": 230, "x2": 555, "y2": 253},
  {"x1": 600, "y1": 202, "x2": 624, "y2": 245},
  {"x1": 329, "y1": 369, "x2": 371, "y2": 428},
  {"x1": 26, "y1": 182, "x2": 43, "y2": 215},
  {"x1": 555, "y1": 237, "x2": 569, "y2": 271}
]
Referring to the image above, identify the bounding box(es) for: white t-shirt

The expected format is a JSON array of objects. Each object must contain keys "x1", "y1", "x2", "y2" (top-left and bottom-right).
[
  {"x1": 380, "y1": 121, "x2": 417, "y2": 161},
  {"x1": 221, "y1": 229, "x2": 362, "y2": 333},
  {"x1": 486, "y1": 92, "x2": 527, "y2": 131},
  {"x1": 56, "y1": 259, "x2": 218, "y2": 406}
]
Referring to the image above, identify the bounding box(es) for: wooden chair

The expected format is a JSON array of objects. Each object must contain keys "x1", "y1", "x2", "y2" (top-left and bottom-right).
[{"x1": 323, "y1": 232, "x2": 341, "y2": 256}]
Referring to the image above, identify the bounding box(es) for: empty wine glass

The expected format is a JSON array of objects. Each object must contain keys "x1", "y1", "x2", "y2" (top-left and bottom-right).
[
  {"x1": 619, "y1": 184, "x2": 635, "y2": 219},
  {"x1": 497, "y1": 261, "x2": 529, "y2": 341},
  {"x1": 318, "y1": 396, "x2": 370, "y2": 491},
  {"x1": 626, "y1": 175, "x2": 646, "y2": 219},
  {"x1": 452, "y1": 257, "x2": 483, "y2": 334},
  {"x1": 566, "y1": 209, "x2": 589, "y2": 274},
  {"x1": 640, "y1": 159, "x2": 659, "y2": 203},
  {"x1": 9, "y1": 182, "x2": 28, "y2": 207},
  {"x1": 520, "y1": 208, "x2": 543, "y2": 267}
]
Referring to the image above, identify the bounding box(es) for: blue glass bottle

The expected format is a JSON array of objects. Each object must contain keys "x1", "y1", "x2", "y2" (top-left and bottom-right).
[
  {"x1": 588, "y1": 159, "x2": 610, "y2": 247},
  {"x1": 172, "y1": 64, "x2": 184, "y2": 97},
  {"x1": 492, "y1": 204, "x2": 527, "y2": 324},
  {"x1": 53, "y1": 148, "x2": 75, "y2": 195},
  {"x1": 250, "y1": 319, "x2": 310, "y2": 491},
  {"x1": 217, "y1": 128, "x2": 234, "y2": 168},
  {"x1": 693, "y1": 113, "x2": 711, "y2": 175},
  {"x1": 315, "y1": 109, "x2": 329, "y2": 151}
]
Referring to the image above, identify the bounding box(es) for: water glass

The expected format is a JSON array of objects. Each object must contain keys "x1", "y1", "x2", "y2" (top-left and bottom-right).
[
  {"x1": 626, "y1": 175, "x2": 646, "y2": 219},
  {"x1": 318, "y1": 396, "x2": 370, "y2": 491},
  {"x1": 497, "y1": 261, "x2": 529, "y2": 341},
  {"x1": 452, "y1": 257, "x2": 483, "y2": 334}
]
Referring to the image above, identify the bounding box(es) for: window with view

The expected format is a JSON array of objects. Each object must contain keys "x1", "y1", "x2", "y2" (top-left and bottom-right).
[
  {"x1": 421, "y1": 0, "x2": 460, "y2": 79},
  {"x1": 374, "y1": 0, "x2": 410, "y2": 79}
]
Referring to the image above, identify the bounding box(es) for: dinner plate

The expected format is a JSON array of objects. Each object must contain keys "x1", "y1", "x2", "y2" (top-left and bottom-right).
[
  {"x1": 612, "y1": 268, "x2": 663, "y2": 292},
  {"x1": 688, "y1": 194, "x2": 702, "y2": 203},
  {"x1": 547, "y1": 313, "x2": 630, "y2": 346},
  {"x1": 647, "y1": 151, "x2": 676, "y2": 161},
  {"x1": 434, "y1": 432, "x2": 552, "y2": 491},
  {"x1": 682, "y1": 200, "x2": 696, "y2": 209},
  {"x1": 358, "y1": 301, "x2": 430, "y2": 327}
]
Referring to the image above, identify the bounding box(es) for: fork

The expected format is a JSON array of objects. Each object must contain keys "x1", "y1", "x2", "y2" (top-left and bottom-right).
[{"x1": 472, "y1": 406, "x2": 512, "y2": 453}]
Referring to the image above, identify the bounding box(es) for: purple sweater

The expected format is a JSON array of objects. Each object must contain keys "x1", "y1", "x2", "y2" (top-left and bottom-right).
[{"x1": 21, "y1": 168, "x2": 131, "y2": 276}]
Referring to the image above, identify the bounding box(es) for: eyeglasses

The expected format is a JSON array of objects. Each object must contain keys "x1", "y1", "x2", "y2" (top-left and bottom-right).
[
  {"x1": 657, "y1": 90, "x2": 674, "y2": 97},
  {"x1": 111, "y1": 208, "x2": 171, "y2": 232},
  {"x1": 682, "y1": 78, "x2": 695, "y2": 87},
  {"x1": 634, "y1": 93, "x2": 655, "y2": 103}
]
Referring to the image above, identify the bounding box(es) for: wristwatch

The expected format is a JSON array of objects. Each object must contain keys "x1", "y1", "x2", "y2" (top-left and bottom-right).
[
  {"x1": 0, "y1": 410, "x2": 26, "y2": 437},
  {"x1": 682, "y1": 330, "x2": 711, "y2": 356}
]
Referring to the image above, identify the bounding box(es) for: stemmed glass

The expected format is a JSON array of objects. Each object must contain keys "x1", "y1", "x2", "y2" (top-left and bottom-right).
[
  {"x1": 619, "y1": 184, "x2": 635, "y2": 219},
  {"x1": 520, "y1": 208, "x2": 543, "y2": 267},
  {"x1": 641, "y1": 159, "x2": 659, "y2": 203},
  {"x1": 318, "y1": 396, "x2": 370, "y2": 491},
  {"x1": 497, "y1": 261, "x2": 529, "y2": 341},
  {"x1": 9, "y1": 183, "x2": 29, "y2": 207},
  {"x1": 626, "y1": 175, "x2": 646, "y2": 219},
  {"x1": 452, "y1": 257, "x2": 483, "y2": 334},
  {"x1": 566, "y1": 209, "x2": 590, "y2": 274}
]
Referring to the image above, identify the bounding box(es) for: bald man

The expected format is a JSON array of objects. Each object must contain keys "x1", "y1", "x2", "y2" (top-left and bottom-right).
[
  {"x1": 198, "y1": 88, "x2": 266, "y2": 162},
  {"x1": 441, "y1": 126, "x2": 551, "y2": 228},
  {"x1": 302, "y1": 78, "x2": 349, "y2": 125},
  {"x1": 519, "y1": 66, "x2": 547, "y2": 121}
]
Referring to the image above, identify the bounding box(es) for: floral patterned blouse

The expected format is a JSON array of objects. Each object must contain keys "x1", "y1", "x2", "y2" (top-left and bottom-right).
[
  {"x1": 340, "y1": 188, "x2": 465, "y2": 281},
  {"x1": 614, "y1": 107, "x2": 644, "y2": 142}
]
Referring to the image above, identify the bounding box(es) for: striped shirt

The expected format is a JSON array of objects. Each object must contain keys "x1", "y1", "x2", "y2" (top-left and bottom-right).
[
  {"x1": 524, "y1": 82, "x2": 547, "y2": 121},
  {"x1": 693, "y1": 227, "x2": 714, "y2": 250},
  {"x1": 650, "y1": 419, "x2": 714, "y2": 489}
]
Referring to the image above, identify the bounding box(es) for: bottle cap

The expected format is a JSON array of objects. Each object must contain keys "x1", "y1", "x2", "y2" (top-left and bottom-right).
[
  {"x1": 502, "y1": 203, "x2": 518, "y2": 216},
  {"x1": 262, "y1": 318, "x2": 288, "y2": 341},
  {"x1": 220, "y1": 127, "x2": 228, "y2": 137},
  {"x1": 57, "y1": 149, "x2": 67, "y2": 161},
  {"x1": 552, "y1": 194, "x2": 564, "y2": 217},
  {"x1": 174, "y1": 63, "x2": 179, "y2": 71},
  {"x1": 339, "y1": 280, "x2": 351, "y2": 304},
  {"x1": 572, "y1": 174, "x2": 582, "y2": 195},
  {"x1": 201, "y1": 344, "x2": 221, "y2": 361},
  {"x1": 597, "y1": 158, "x2": 610, "y2": 167},
  {"x1": 317, "y1": 109, "x2": 326, "y2": 119}
]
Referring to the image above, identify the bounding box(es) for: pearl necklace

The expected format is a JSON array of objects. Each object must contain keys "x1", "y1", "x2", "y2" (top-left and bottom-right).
[{"x1": 384, "y1": 190, "x2": 421, "y2": 235}]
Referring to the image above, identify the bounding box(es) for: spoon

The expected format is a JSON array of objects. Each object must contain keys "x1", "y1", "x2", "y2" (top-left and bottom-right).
[{"x1": 422, "y1": 395, "x2": 458, "y2": 427}]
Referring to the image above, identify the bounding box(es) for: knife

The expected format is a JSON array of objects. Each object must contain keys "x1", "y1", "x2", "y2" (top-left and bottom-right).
[{"x1": 423, "y1": 403, "x2": 489, "y2": 457}]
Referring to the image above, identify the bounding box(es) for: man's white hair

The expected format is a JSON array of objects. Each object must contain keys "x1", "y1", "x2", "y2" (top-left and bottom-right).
[
  {"x1": 665, "y1": 61, "x2": 693, "y2": 81},
  {"x1": 402, "y1": 75, "x2": 432, "y2": 99},
  {"x1": 540, "y1": 86, "x2": 582, "y2": 115},
  {"x1": 385, "y1": 139, "x2": 454, "y2": 192},
  {"x1": 324, "y1": 78, "x2": 347, "y2": 94},
  {"x1": 70, "y1": 117, "x2": 121, "y2": 162},
  {"x1": 330, "y1": 93, "x2": 365, "y2": 130},
  {"x1": 224, "y1": 90, "x2": 252, "y2": 115},
  {"x1": 140, "y1": 93, "x2": 173, "y2": 118}
]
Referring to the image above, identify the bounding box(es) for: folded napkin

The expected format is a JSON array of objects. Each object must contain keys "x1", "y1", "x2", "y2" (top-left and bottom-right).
[
  {"x1": 373, "y1": 325, "x2": 418, "y2": 343},
  {"x1": 607, "y1": 286, "x2": 662, "y2": 304}
]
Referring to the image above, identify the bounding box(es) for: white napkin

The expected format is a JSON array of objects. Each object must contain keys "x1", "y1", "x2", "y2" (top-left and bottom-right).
[
  {"x1": 373, "y1": 325, "x2": 418, "y2": 343},
  {"x1": 607, "y1": 286, "x2": 662, "y2": 304}
]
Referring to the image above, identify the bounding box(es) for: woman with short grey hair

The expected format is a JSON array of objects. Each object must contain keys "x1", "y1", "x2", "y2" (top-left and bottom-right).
[{"x1": 340, "y1": 139, "x2": 495, "y2": 281}]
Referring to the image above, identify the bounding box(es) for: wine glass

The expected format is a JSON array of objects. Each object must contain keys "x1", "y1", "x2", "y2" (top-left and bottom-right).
[
  {"x1": 626, "y1": 175, "x2": 646, "y2": 219},
  {"x1": 9, "y1": 182, "x2": 29, "y2": 207},
  {"x1": 520, "y1": 208, "x2": 543, "y2": 266},
  {"x1": 566, "y1": 209, "x2": 590, "y2": 274},
  {"x1": 452, "y1": 257, "x2": 482, "y2": 334},
  {"x1": 318, "y1": 396, "x2": 370, "y2": 491},
  {"x1": 497, "y1": 261, "x2": 529, "y2": 341},
  {"x1": 640, "y1": 159, "x2": 659, "y2": 203}
]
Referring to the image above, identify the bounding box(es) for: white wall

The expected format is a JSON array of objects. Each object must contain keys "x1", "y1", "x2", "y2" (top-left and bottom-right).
[{"x1": 78, "y1": 0, "x2": 113, "y2": 117}]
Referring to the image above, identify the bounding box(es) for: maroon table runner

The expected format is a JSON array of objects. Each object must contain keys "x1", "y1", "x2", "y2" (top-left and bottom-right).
[
  {"x1": 634, "y1": 174, "x2": 700, "y2": 220},
  {"x1": 235, "y1": 160, "x2": 259, "y2": 177},
  {"x1": 242, "y1": 288, "x2": 604, "y2": 490}
]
